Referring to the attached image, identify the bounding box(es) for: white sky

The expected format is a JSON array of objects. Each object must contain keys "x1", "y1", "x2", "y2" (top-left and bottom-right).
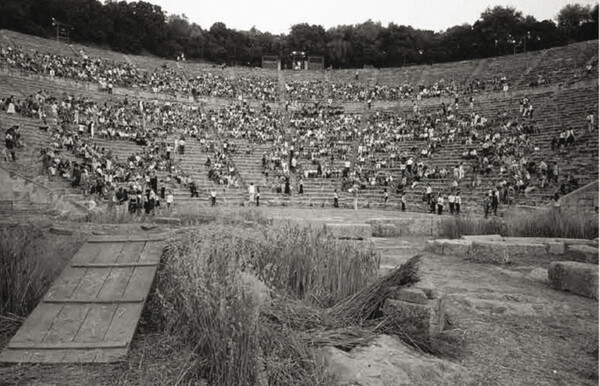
[{"x1": 138, "y1": 0, "x2": 599, "y2": 34}]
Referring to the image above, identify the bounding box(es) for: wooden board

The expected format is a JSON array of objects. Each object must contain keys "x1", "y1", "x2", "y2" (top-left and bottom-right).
[{"x1": 0, "y1": 235, "x2": 165, "y2": 363}]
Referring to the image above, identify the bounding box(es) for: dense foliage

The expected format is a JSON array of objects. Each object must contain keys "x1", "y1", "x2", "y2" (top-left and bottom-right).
[{"x1": 0, "y1": 0, "x2": 597, "y2": 68}]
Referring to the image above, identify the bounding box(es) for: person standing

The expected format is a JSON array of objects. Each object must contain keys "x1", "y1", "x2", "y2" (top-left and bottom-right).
[
  {"x1": 353, "y1": 185, "x2": 359, "y2": 210},
  {"x1": 491, "y1": 188, "x2": 499, "y2": 216},
  {"x1": 256, "y1": 186, "x2": 261, "y2": 207},
  {"x1": 483, "y1": 192, "x2": 491, "y2": 219},
  {"x1": 382, "y1": 188, "x2": 389, "y2": 207},
  {"x1": 448, "y1": 192, "x2": 455, "y2": 215},
  {"x1": 210, "y1": 187, "x2": 217, "y2": 206},
  {"x1": 400, "y1": 192, "x2": 406, "y2": 212},
  {"x1": 436, "y1": 193, "x2": 444, "y2": 215},
  {"x1": 166, "y1": 190, "x2": 174, "y2": 210},
  {"x1": 552, "y1": 192, "x2": 561, "y2": 213},
  {"x1": 425, "y1": 183, "x2": 433, "y2": 207},
  {"x1": 298, "y1": 178, "x2": 304, "y2": 195},
  {"x1": 333, "y1": 189, "x2": 339, "y2": 208},
  {"x1": 248, "y1": 182, "x2": 256, "y2": 204},
  {"x1": 455, "y1": 191, "x2": 462, "y2": 215}
]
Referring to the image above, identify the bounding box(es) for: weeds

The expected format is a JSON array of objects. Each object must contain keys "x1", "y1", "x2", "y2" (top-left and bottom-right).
[
  {"x1": 441, "y1": 208, "x2": 599, "y2": 239},
  {"x1": 149, "y1": 224, "x2": 383, "y2": 385},
  {"x1": 0, "y1": 227, "x2": 50, "y2": 316}
]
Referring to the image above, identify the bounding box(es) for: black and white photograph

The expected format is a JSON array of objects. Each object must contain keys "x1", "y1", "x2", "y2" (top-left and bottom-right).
[{"x1": 0, "y1": 0, "x2": 598, "y2": 384}]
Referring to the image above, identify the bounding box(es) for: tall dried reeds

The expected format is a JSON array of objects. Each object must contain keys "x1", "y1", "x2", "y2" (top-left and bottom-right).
[
  {"x1": 149, "y1": 223, "x2": 382, "y2": 385},
  {"x1": 441, "y1": 208, "x2": 598, "y2": 239},
  {"x1": 0, "y1": 227, "x2": 50, "y2": 316}
]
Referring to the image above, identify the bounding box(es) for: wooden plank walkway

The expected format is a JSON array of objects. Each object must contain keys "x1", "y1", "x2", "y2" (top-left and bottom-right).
[{"x1": 0, "y1": 234, "x2": 165, "y2": 364}]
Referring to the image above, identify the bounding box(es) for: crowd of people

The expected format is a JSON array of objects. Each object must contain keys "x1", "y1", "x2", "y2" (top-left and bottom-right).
[
  {"x1": 0, "y1": 44, "x2": 278, "y2": 101},
  {"x1": 1, "y1": 38, "x2": 596, "y2": 214}
]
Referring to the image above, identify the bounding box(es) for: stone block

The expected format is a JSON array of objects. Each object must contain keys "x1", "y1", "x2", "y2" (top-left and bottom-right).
[
  {"x1": 413, "y1": 279, "x2": 439, "y2": 300},
  {"x1": 548, "y1": 261, "x2": 599, "y2": 299},
  {"x1": 389, "y1": 287, "x2": 429, "y2": 304},
  {"x1": 314, "y1": 335, "x2": 472, "y2": 386},
  {"x1": 155, "y1": 217, "x2": 181, "y2": 225},
  {"x1": 366, "y1": 218, "x2": 437, "y2": 237},
  {"x1": 565, "y1": 245, "x2": 599, "y2": 264},
  {"x1": 505, "y1": 243, "x2": 548, "y2": 259},
  {"x1": 462, "y1": 234, "x2": 503, "y2": 242},
  {"x1": 441, "y1": 239, "x2": 471, "y2": 257},
  {"x1": 324, "y1": 223, "x2": 372, "y2": 240},
  {"x1": 545, "y1": 241, "x2": 565, "y2": 256},
  {"x1": 425, "y1": 240, "x2": 444, "y2": 255},
  {"x1": 382, "y1": 297, "x2": 446, "y2": 341},
  {"x1": 371, "y1": 223, "x2": 398, "y2": 237},
  {"x1": 49, "y1": 227, "x2": 73, "y2": 236},
  {"x1": 467, "y1": 241, "x2": 511, "y2": 264}
]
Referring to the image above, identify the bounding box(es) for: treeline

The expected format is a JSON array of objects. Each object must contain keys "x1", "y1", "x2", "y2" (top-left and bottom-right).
[{"x1": 0, "y1": 0, "x2": 597, "y2": 68}]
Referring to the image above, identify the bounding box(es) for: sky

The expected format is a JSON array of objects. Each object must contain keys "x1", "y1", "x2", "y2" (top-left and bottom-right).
[{"x1": 137, "y1": 0, "x2": 599, "y2": 34}]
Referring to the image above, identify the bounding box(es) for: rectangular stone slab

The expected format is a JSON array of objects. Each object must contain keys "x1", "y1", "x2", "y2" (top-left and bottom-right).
[
  {"x1": 548, "y1": 261, "x2": 599, "y2": 299},
  {"x1": 324, "y1": 223, "x2": 372, "y2": 240}
]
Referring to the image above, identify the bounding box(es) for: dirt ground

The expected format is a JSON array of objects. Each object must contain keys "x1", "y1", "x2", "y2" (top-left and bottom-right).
[{"x1": 0, "y1": 216, "x2": 598, "y2": 385}]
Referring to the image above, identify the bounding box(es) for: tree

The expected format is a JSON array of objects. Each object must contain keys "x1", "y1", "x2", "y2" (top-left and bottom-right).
[{"x1": 557, "y1": 3, "x2": 593, "y2": 38}]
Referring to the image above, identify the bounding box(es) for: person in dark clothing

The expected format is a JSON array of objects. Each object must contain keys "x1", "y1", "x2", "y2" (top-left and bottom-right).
[
  {"x1": 160, "y1": 185, "x2": 166, "y2": 200},
  {"x1": 400, "y1": 192, "x2": 406, "y2": 212},
  {"x1": 298, "y1": 178, "x2": 304, "y2": 195},
  {"x1": 210, "y1": 187, "x2": 217, "y2": 206},
  {"x1": 72, "y1": 164, "x2": 81, "y2": 187},
  {"x1": 491, "y1": 189, "x2": 499, "y2": 216},
  {"x1": 150, "y1": 173, "x2": 158, "y2": 194},
  {"x1": 284, "y1": 177, "x2": 290, "y2": 195},
  {"x1": 483, "y1": 192, "x2": 491, "y2": 219},
  {"x1": 333, "y1": 189, "x2": 339, "y2": 208},
  {"x1": 256, "y1": 186, "x2": 260, "y2": 207},
  {"x1": 190, "y1": 181, "x2": 199, "y2": 198}
]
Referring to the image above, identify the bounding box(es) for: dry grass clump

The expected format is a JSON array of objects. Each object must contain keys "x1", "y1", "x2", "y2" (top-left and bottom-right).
[
  {"x1": 150, "y1": 228, "x2": 260, "y2": 385},
  {"x1": 243, "y1": 225, "x2": 381, "y2": 307},
  {"x1": 441, "y1": 209, "x2": 598, "y2": 239},
  {"x1": 0, "y1": 227, "x2": 50, "y2": 317},
  {"x1": 149, "y1": 224, "x2": 389, "y2": 385},
  {"x1": 149, "y1": 224, "x2": 430, "y2": 384}
]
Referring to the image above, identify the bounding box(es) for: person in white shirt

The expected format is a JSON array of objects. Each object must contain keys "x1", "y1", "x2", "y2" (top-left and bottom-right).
[
  {"x1": 210, "y1": 187, "x2": 217, "y2": 206},
  {"x1": 455, "y1": 191, "x2": 462, "y2": 215},
  {"x1": 448, "y1": 192, "x2": 456, "y2": 215},
  {"x1": 586, "y1": 112, "x2": 595, "y2": 133},
  {"x1": 166, "y1": 190, "x2": 174, "y2": 209},
  {"x1": 436, "y1": 194, "x2": 444, "y2": 215},
  {"x1": 248, "y1": 183, "x2": 256, "y2": 203}
]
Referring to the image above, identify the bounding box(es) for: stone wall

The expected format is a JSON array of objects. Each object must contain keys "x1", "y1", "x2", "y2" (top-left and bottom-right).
[
  {"x1": 0, "y1": 166, "x2": 84, "y2": 215},
  {"x1": 560, "y1": 180, "x2": 599, "y2": 212}
]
